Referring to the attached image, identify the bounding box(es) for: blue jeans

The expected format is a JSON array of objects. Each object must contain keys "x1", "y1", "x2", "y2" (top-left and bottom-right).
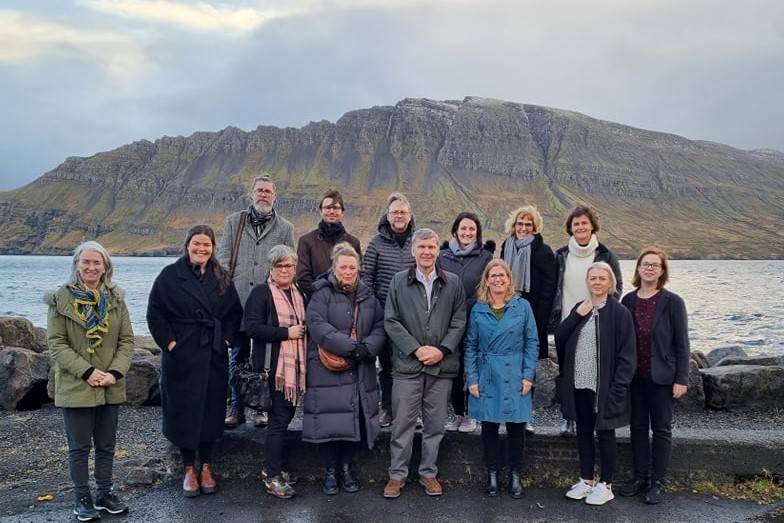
[{"x1": 228, "y1": 332, "x2": 250, "y2": 412}]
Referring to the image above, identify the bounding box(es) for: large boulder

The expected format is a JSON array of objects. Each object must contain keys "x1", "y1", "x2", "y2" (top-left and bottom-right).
[
  {"x1": 0, "y1": 317, "x2": 47, "y2": 353},
  {"x1": 134, "y1": 335, "x2": 161, "y2": 355},
  {"x1": 0, "y1": 347, "x2": 51, "y2": 410},
  {"x1": 675, "y1": 359, "x2": 706, "y2": 411},
  {"x1": 715, "y1": 354, "x2": 784, "y2": 367},
  {"x1": 533, "y1": 358, "x2": 559, "y2": 409},
  {"x1": 705, "y1": 345, "x2": 748, "y2": 367},
  {"x1": 701, "y1": 365, "x2": 784, "y2": 411},
  {"x1": 690, "y1": 350, "x2": 708, "y2": 369},
  {"x1": 125, "y1": 352, "x2": 161, "y2": 406}
]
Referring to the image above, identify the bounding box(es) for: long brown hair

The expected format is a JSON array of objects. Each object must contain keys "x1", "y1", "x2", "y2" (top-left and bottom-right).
[{"x1": 184, "y1": 224, "x2": 231, "y2": 293}]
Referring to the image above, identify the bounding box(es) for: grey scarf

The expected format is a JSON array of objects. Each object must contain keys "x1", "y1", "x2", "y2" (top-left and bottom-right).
[
  {"x1": 448, "y1": 237, "x2": 476, "y2": 257},
  {"x1": 503, "y1": 235, "x2": 535, "y2": 293}
]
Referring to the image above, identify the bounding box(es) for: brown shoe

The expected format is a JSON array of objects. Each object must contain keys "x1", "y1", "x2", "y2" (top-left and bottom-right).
[
  {"x1": 200, "y1": 464, "x2": 218, "y2": 494},
  {"x1": 224, "y1": 413, "x2": 241, "y2": 429},
  {"x1": 419, "y1": 477, "x2": 443, "y2": 496},
  {"x1": 182, "y1": 466, "x2": 200, "y2": 498},
  {"x1": 383, "y1": 478, "x2": 405, "y2": 499},
  {"x1": 254, "y1": 412, "x2": 268, "y2": 427}
]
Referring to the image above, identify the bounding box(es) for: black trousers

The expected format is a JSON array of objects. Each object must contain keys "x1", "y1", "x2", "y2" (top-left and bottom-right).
[
  {"x1": 450, "y1": 346, "x2": 467, "y2": 416},
  {"x1": 265, "y1": 389, "x2": 296, "y2": 477},
  {"x1": 180, "y1": 441, "x2": 215, "y2": 467},
  {"x1": 629, "y1": 377, "x2": 675, "y2": 482},
  {"x1": 574, "y1": 389, "x2": 617, "y2": 484},
  {"x1": 480, "y1": 422, "x2": 526, "y2": 471},
  {"x1": 378, "y1": 346, "x2": 393, "y2": 411},
  {"x1": 62, "y1": 405, "x2": 119, "y2": 499},
  {"x1": 319, "y1": 410, "x2": 367, "y2": 468}
]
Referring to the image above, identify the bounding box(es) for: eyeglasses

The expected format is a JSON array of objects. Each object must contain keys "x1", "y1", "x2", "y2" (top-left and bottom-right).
[
  {"x1": 388, "y1": 210, "x2": 410, "y2": 216},
  {"x1": 254, "y1": 188, "x2": 274, "y2": 195},
  {"x1": 515, "y1": 221, "x2": 534, "y2": 228},
  {"x1": 321, "y1": 205, "x2": 343, "y2": 211},
  {"x1": 488, "y1": 274, "x2": 508, "y2": 280},
  {"x1": 272, "y1": 263, "x2": 295, "y2": 270},
  {"x1": 641, "y1": 262, "x2": 662, "y2": 270}
]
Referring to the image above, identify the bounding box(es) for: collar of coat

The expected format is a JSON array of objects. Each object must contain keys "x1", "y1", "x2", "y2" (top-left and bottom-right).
[{"x1": 406, "y1": 263, "x2": 448, "y2": 286}]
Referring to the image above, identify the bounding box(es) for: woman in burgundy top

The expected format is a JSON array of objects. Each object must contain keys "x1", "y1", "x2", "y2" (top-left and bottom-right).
[{"x1": 619, "y1": 247, "x2": 690, "y2": 505}]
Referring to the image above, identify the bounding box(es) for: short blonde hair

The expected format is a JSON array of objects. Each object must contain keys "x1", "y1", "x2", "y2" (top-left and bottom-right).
[
  {"x1": 504, "y1": 205, "x2": 543, "y2": 235},
  {"x1": 331, "y1": 242, "x2": 361, "y2": 269},
  {"x1": 586, "y1": 261, "x2": 617, "y2": 297},
  {"x1": 477, "y1": 259, "x2": 516, "y2": 305}
]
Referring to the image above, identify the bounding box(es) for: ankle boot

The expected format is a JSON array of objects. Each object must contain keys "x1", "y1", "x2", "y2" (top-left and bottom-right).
[
  {"x1": 485, "y1": 468, "x2": 499, "y2": 497},
  {"x1": 322, "y1": 467, "x2": 339, "y2": 495},
  {"x1": 339, "y1": 463, "x2": 360, "y2": 493},
  {"x1": 508, "y1": 468, "x2": 524, "y2": 499},
  {"x1": 200, "y1": 463, "x2": 218, "y2": 494},
  {"x1": 182, "y1": 466, "x2": 200, "y2": 497}
]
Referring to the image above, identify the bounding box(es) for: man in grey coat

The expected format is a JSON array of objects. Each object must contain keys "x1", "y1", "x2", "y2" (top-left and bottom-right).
[
  {"x1": 382, "y1": 228, "x2": 466, "y2": 499},
  {"x1": 217, "y1": 174, "x2": 295, "y2": 428}
]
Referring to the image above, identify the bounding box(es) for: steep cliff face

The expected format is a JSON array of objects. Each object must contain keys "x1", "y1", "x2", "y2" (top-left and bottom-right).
[{"x1": 1, "y1": 96, "x2": 782, "y2": 258}]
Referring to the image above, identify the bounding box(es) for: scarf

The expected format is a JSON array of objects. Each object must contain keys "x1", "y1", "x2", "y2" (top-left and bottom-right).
[
  {"x1": 268, "y1": 278, "x2": 307, "y2": 405},
  {"x1": 67, "y1": 284, "x2": 109, "y2": 353},
  {"x1": 561, "y1": 234, "x2": 600, "y2": 320},
  {"x1": 318, "y1": 220, "x2": 346, "y2": 244},
  {"x1": 503, "y1": 235, "x2": 535, "y2": 293},
  {"x1": 448, "y1": 237, "x2": 476, "y2": 257},
  {"x1": 568, "y1": 233, "x2": 599, "y2": 258},
  {"x1": 248, "y1": 205, "x2": 275, "y2": 238}
]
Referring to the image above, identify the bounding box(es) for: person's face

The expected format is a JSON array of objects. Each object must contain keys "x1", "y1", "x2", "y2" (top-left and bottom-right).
[
  {"x1": 251, "y1": 181, "x2": 276, "y2": 212},
  {"x1": 77, "y1": 249, "x2": 106, "y2": 289},
  {"x1": 270, "y1": 257, "x2": 296, "y2": 288},
  {"x1": 638, "y1": 253, "x2": 664, "y2": 287},
  {"x1": 187, "y1": 234, "x2": 213, "y2": 268},
  {"x1": 387, "y1": 200, "x2": 412, "y2": 233},
  {"x1": 514, "y1": 213, "x2": 535, "y2": 239},
  {"x1": 587, "y1": 268, "x2": 613, "y2": 298},
  {"x1": 456, "y1": 218, "x2": 478, "y2": 247},
  {"x1": 320, "y1": 197, "x2": 344, "y2": 225},
  {"x1": 333, "y1": 255, "x2": 359, "y2": 287},
  {"x1": 413, "y1": 237, "x2": 438, "y2": 272},
  {"x1": 486, "y1": 266, "x2": 511, "y2": 296},
  {"x1": 571, "y1": 214, "x2": 594, "y2": 245}
]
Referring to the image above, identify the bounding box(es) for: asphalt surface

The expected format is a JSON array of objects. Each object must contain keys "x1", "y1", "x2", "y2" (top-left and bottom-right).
[{"x1": 5, "y1": 478, "x2": 783, "y2": 523}]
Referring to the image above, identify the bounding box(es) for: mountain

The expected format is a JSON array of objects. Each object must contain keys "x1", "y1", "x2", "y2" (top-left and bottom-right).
[{"x1": 1, "y1": 96, "x2": 783, "y2": 259}]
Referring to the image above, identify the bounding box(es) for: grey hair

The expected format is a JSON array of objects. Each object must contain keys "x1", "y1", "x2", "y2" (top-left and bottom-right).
[
  {"x1": 331, "y1": 242, "x2": 361, "y2": 269},
  {"x1": 386, "y1": 191, "x2": 410, "y2": 210},
  {"x1": 412, "y1": 228, "x2": 439, "y2": 247},
  {"x1": 69, "y1": 241, "x2": 118, "y2": 295},
  {"x1": 586, "y1": 261, "x2": 617, "y2": 296},
  {"x1": 267, "y1": 244, "x2": 297, "y2": 267},
  {"x1": 250, "y1": 173, "x2": 276, "y2": 192}
]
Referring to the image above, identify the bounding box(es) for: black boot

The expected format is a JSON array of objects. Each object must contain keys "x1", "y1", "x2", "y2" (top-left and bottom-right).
[
  {"x1": 339, "y1": 463, "x2": 360, "y2": 493},
  {"x1": 485, "y1": 469, "x2": 499, "y2": 497},
  {"x1": 508, "y1": 469, "x2": 524, "y2": 499},
  {"x1": 322, "y1": 467, "x2": 339, "y2": 495}
]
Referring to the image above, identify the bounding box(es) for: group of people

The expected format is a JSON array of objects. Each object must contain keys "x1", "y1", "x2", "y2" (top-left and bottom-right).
[{"x1": 46, "y1": 173, "x2": 690, "y2": 522}]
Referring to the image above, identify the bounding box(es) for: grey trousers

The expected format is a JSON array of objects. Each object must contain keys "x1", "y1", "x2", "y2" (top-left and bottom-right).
[
  {"x1": 62, "y1": 405, "x2": 119, "y2": 499},
  {"x1": 388, "y1": 373, "x2": 452, "y2": 480}
]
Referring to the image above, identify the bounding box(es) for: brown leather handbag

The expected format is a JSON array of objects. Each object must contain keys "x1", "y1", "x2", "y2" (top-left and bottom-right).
[{"x1": 317, "y1": 303, "x2": 358, "y2": 372}]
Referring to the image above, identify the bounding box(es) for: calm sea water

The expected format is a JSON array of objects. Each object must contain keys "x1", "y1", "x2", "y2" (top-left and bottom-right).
[{"x1": 0, "y1": 256, "x2": 782, "y2": 357}]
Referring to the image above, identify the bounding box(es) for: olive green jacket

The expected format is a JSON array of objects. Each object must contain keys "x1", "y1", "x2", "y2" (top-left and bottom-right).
[{"x1": 46, "y1": 286, "x2": 135, "y2": 408}]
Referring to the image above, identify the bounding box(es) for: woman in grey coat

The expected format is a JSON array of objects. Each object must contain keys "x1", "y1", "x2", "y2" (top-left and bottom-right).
[{"x1": 304, "y1": 243, "x2": 386, "y2": 495}]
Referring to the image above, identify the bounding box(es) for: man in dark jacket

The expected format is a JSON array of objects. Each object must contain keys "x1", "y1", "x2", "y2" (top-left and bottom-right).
[
  {"x1": 361, "y1": 192, "x2": 416, "y2": 426},
  {"x1": 382, "y1": 228, "x2": 467, "y2": 499},
  {"x1": 296, "y1": 189, "x2": 361, "y2": 297}
]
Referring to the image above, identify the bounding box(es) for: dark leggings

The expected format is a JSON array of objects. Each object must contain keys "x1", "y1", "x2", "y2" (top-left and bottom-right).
[
  {"x1": 319, "y1": 411, "x2": 367, "y2": 469},
  {"x1": 450, "y1": 347, "x2": 467, "y2": 416},
  {"x1": 480, "y1": 421, "x2": 526, "y2": 470},
  {"x1": 629, "y1": 377, "x2": 674, "y2": 482},
  {"x1": 265, "y1": 389, "x2": 296, "y2": 477},
  {"x1": 180, "y1": 441, "x2": 215, "y2": 467},
  {"x1": 574, "y1": 389, "x2": 616, "y2": 484}
]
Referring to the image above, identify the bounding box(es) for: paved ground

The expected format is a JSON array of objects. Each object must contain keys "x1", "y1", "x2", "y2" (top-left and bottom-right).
[{"x1": 4, "y1": 478, "x2": 783, "y2": 523}]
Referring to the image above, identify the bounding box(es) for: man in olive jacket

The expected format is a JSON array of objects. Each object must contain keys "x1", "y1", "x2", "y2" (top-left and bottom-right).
[{"x1": 383, "y1": 228, "x2": 466, "y2": 499}]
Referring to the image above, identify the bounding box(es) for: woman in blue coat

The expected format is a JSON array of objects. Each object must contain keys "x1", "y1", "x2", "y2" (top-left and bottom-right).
[{"x1": 464, "y1": 259, "x2": 539, "y2": 499}]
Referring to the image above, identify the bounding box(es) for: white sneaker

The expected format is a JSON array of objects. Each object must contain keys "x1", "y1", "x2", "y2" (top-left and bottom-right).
[
  {"x1": 565, "y1": 479, "x2": 594, "y2": 500},
  {"x1": 445, "y1": 414, "x2": 462, "y2": 431},
  {"x1": 525, "y1": 422, "x2": 535, "y2": 435},
  {"x1": 458, "y1": 416, "x2": 478, "y2": 433},
  {"x1": 585, "y1": 482, "x2": 614, "y2": 505}
]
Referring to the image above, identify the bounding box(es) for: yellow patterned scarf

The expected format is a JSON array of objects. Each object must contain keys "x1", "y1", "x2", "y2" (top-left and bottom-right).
[{"x1": 68, "y1": 285, "x2": 110, "y2": 353}]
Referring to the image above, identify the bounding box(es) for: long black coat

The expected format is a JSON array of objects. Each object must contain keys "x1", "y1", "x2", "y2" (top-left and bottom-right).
[
  {"x1": 555, "y1": 298, "x2": 636, "y2": 431},
  {"x1": 302, "y1": 274, "x2": 386, "y2": 448},
  {"x1": 500, "y1": 234, "x2": 557, "y2": 358},
  {"x1": 621, "y1": 288, "x2": 690, "y2": 386},
  {"x1": 147, "y1": 257, "x2": 242, "y2": 449},
  {"x1": 437, "y1": 240, "x2": 494, "y2": 314}
]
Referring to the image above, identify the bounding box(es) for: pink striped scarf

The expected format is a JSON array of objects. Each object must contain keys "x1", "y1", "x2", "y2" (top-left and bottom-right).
[{"x1": 268, "y1": 279, "x2": 307, "y2": 405}]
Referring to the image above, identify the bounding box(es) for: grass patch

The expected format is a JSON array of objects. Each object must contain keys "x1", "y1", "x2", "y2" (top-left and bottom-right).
[{"x1": 688, "y1": 471, "x2": 784, "y2": 504}]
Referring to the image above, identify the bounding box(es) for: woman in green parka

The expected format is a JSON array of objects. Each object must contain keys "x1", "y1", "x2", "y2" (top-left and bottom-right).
[{"x1": 47, "y1": 241, "x2": 134, "y2": 522}]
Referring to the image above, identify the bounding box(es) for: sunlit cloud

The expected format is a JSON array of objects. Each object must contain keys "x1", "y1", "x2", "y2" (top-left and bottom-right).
[{"x1": 0, "y1": 9, "x2": 149, "y2": 76}]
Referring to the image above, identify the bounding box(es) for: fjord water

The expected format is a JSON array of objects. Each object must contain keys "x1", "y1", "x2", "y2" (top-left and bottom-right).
[{"x1": 1, "y1": 256, "x2": 782, "y2": 356}]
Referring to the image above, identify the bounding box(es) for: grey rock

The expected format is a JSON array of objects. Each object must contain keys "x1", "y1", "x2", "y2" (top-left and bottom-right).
[
  {"x1": 715, "y1": 355, "x2": 784, "y2": 367},
  {"x1": 46, "y1": 365, "x2": 55, "y2": 400},
  {"x1": 701, "y1": 365, "x2": 784, "y2": 411},
  {"x1": 705, "y1": 345, "x2": 748, "y2": 367},
  {"x1": 690, "y1": 350, "x2": 708, "y2": 369},
  {"x1": 125, "y1": 353, "x2": 161, "y2": 406},
  {"x1": 676, "y1": 359, "x2": 706, "y2": 411},
  {"x1": 0, "y1": 347, "x2": 51, "y2": 410},
  {"x1": 135, "y1": 335, "x2": 161, "y2": 355},
  {"x1": 123, "y1": 466, "x2": 158, "y2": 486},
  {"x1": 533, "y1": 359, "x2": 559, "y2": 409},
  {"x1": 0, "y1": 317, "x2": 47, "y2": 353}
]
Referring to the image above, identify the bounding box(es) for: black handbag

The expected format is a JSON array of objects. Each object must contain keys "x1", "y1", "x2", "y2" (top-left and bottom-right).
[{"x1": 231, "y1": 338, "x2": 272, "y2": 412}]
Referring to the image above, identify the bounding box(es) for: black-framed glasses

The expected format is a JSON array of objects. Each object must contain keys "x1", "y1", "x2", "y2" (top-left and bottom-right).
[
  {"x1": 641, "y1": 262, "x2": 662, "y2": 269},
  {"x1": 272, "y1": 263, "x2": 295, "y2": 270}
]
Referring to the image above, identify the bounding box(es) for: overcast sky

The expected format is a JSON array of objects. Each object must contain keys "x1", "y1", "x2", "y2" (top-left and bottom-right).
[{"x1": 1, "y1": 0, "x2": 782, "y2": 190}]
